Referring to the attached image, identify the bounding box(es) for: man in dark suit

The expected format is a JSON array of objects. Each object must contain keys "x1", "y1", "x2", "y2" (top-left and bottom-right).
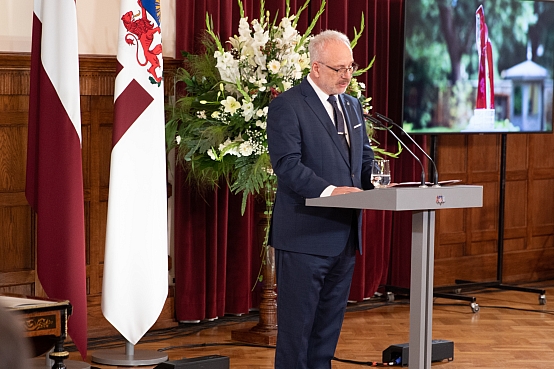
[{"x1": 267, "y1": 30, "x2": 375, "y2": 369}]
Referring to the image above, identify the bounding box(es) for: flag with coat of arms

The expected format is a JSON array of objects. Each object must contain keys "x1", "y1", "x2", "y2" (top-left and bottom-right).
[{"x1": 102, "y1": 0, "x2": 168, "y2": 345}]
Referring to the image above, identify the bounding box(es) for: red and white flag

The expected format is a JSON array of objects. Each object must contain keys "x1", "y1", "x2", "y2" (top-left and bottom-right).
[
  {"x1": 26, "y1": 0, "x2": 87, "y2": 358},
  {"x1": 102, "y1": 0, "x2": 168, "y2": 345}
]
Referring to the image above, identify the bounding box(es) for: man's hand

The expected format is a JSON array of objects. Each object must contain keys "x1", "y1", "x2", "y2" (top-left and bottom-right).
[{"x1": 331, "y1": 186, "x2": 363, "y2": 196}]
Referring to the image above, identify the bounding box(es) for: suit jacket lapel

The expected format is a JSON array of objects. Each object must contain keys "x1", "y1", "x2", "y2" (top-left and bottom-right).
[{"x1": 300, "y1": 80, "x2": 351, "y2": 165}]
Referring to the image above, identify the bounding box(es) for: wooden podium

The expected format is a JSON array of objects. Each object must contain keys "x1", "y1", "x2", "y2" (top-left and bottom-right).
[{"x1": 306, "y1": 185, "x2": 483, "y2": 369}]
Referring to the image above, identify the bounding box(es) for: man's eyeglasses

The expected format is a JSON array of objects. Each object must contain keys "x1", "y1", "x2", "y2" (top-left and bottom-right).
[{"x1": 319, "y1": 62, "x2": 359, "y2": 76}]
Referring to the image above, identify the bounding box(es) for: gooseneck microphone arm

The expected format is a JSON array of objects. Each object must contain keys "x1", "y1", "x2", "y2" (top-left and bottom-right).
[
  {"x1": 365, "y1": 114, "x2": 427, "y2": 188},
  {"x1": 375, "y1": 112, "x2": 440, "y2": 187}
]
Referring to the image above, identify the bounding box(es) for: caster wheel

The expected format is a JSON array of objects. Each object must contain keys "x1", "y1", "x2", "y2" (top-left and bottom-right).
[
  {"x1": 471, "y1": 302, "x2": 480, "y2": 313},
  {"x1": 539, "y1": 294, "x2": 547, "y2": 305},
  {"x1": 386, "y1": 292, "x2": 395, "y2": 302}
]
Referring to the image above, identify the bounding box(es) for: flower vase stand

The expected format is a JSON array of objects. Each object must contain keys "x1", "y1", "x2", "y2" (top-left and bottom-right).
[{"x1": 231, "y1": 246, "x2": 277, "y2": 346}]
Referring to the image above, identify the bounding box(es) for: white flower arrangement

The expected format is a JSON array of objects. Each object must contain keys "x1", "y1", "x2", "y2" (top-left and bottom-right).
[{"x1": 166, "y1": 0, "x2": 374, "y2": 213}]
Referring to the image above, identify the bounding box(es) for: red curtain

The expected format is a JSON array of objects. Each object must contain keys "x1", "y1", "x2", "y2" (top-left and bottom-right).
[{"x1": 173, "y1": 0, "x2": 416, "y2": 321}]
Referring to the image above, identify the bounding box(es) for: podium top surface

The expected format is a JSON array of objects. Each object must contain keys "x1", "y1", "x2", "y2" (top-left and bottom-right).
[{"x1": 305, "y1": 185, "x2": 483, "y2": 211}]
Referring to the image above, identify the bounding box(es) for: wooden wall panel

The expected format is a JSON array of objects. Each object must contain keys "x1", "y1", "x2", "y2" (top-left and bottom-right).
[
  {"x1": 433, "y1": 130, "x2": 554, "y2": 287},
  {"x1": 504, "y1": 180, "x2": 528, "y2": 231},
  {"x1": 85, "y1": 95, "x2": 114, "y2": 298},
  {"x1": 468, "y1": 134, "x2": 500, "y2": 174},
  {"x1": 530, "y1": 234, "x2": 554, "y2": 250},
  {"x1": 435, "y1": 242, "x2": 464, "y2": 259},
  {"x1": 438, "y1": 208, "x2": 465, "y2": 234},
  {"x1": 530, "y1": 179, "x2": 554, "y2": 227},
  {"x1": 0, "y1": 57, "x2": 36, "y2": 295},
  {"x1": 503, "y1": 248, "x2": 554, "y2": 282},
  {"x1": 0, "y1": 127, "x2": 27, "y2": 191},
  {"x1": 0, "y1": 281, "x2": 34, "y2": 296},
  {"x1": 469, "y1": 182, "x2": 498, "y2": 233},
  {"x1": 0, "y1": 206, "x2": 32, "y2": 270},
  {"x1": 531, "y1": 134, "x2": 554, "y2": 169},
  {"x1": 506, "y1": 134, "x2": 528, "y2": 171},
  {"x1": 434, "y1": 252, "x2": 498, "y2": 284},
  {"x1": 503, "y1": 237, "x2": 526, "y2": 253},
  {"x1": 436, "y1": 135, "x2": 467, "y2": 178}
]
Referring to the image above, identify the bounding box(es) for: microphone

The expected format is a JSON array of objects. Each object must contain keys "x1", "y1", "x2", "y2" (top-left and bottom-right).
[
  {"x1": 364, "y1": 114, "x2": 427, "y2": 187},
  {"x1": 375, "y1": 112, "x2": 440, "y2": 187}
]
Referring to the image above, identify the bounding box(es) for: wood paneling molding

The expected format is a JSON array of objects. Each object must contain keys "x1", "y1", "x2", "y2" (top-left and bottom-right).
[
  {"x1": 0, "y1": 270, "x2": 35, "y2": 285},
  {"x1": 0, "y1": 53, "x2": 181, "y2": 97}
]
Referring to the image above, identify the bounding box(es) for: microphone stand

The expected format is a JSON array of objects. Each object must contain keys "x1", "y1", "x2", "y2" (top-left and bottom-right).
[
  {"x1": 367, "y1": 114, "x2": 483, "y2": 312},
  {"x1": 375, "y1": 112, "x2": 440, "y2": 187},
  {"x1": 365, "y1": 114, "x2": 427, "y2": 187}
]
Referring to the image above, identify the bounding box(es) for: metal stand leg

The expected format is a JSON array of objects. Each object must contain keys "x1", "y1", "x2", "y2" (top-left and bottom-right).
[
  {"x1": 409, "y1": 210, "x2": 435, "y2": 369},
  {"x1": 91, "y1": 339, "x2": 168, "y2": 366}
]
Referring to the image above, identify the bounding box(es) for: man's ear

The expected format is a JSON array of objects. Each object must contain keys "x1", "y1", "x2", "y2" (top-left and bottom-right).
[{"x1": 311, "y1": 62, "x2": 321, "y2": 78}]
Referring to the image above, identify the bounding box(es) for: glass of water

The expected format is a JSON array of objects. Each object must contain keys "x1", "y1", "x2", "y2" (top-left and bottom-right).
[{"x1": 371, "y1": 159, "x2": 391, "y2": 188}]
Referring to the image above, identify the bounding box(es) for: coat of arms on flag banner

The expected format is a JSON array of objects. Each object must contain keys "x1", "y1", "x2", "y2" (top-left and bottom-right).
[
  {"x1": 96, "y1": 0, "x2": 168, "y2": 365},
  {"x1": 121, "y1": 0, "x2": 163, "y2": 86}
]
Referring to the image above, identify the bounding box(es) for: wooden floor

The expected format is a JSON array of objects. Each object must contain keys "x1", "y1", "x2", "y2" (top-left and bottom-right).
[{"x1": 64, "y1": 282, "x2": 554, "y2": 369}]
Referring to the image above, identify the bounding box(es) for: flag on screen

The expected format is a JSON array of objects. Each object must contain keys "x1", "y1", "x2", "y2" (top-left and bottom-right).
[
  {"x1": 102, "y1": 0, "x2": 168, "y2": 345},
  {"x1": 26, "y1": 0, "x2": 87, "y2": 358}
]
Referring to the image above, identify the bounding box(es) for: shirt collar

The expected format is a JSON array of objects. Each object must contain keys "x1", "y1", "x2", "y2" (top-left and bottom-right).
[{"x1": 307, "y1": 74, "x2": 336, "y2": 106}]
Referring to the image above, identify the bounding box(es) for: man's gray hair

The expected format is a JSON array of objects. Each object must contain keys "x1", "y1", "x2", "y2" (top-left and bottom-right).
[{"x1": 309, "y1": 30, "x2": 352, "y2": 63}]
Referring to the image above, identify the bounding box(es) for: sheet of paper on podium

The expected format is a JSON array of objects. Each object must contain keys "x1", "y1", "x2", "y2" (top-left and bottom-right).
[{"x1": 389, "y1": 179, "x2": 462, "y2": 187}]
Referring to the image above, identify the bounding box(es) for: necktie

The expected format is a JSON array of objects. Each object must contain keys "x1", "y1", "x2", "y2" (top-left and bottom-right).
[{"x1": 328, "y1": 95, "x2": 350, "y2": 159}]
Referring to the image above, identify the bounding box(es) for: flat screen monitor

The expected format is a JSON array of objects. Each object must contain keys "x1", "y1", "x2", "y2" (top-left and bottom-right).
[{"x1": 402, "y1": 0, "x2": 554, "y2": 134}]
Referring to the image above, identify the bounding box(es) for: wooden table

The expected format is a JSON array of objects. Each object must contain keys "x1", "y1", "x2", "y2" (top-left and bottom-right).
[{"x1": 0, "y1": 294, "x2": 72, "y2": 369}]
